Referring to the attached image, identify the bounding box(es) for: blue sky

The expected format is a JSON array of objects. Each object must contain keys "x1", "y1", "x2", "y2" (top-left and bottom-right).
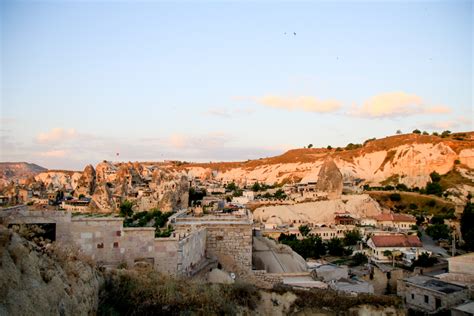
[{"x1": 1, "y1": 0, "x2": 472, "y2": 169}]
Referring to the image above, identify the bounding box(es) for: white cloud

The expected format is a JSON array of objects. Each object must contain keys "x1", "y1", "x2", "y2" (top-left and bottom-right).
[
  {"x1": 351, "y1": 92, "x2": 451, "y2": 118},
  {"x1": 36, "y1": 128, "x2": 78, "y2": 143},
  {"x1": 255, "y1": 95, "x2": 341, "y2": 113}
]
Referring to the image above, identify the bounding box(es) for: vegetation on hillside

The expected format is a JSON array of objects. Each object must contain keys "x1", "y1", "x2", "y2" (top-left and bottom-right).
[
  {"x1": 368, "y1": 191, "x2": 456, "y2": 217},
  {"x1": 99, "y1": 270, "x2": 261, "y2": 315},
  {"x1": 119, "y1": 201, "x2": 174, "y2": 237}
]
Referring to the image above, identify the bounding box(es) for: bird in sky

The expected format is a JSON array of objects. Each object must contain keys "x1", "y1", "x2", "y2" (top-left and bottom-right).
[{"x1": 293, "y1": 32, "x2": 296, "y2": 36}]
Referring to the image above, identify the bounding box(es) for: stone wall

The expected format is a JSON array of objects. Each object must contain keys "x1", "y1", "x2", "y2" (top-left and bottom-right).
[
  {"x1": 252, "y1": 270, "x2": 283, "y2": 287},
  {"x1": 68, "y1": 218, "x2": 126, "y2": 265},
  {"x1": 154, "y1": 237, "x2": 180, "y2": 274},
  {"x1": 2, "y1": 209, "x2": 245, "y2": 275},
  {"x1": 204, "y1": 224, "x2": 252, "y2": 272},
  {"x1": 177, "y1": 228, "x2": 207, "y2": 275},
  {"x1": 173, "y1": 213, "x2": 253, "y2": 273},
  {"x1": 68, "y1": 218, "x2": 207, "y2": 275},
  {"x1": 449, "y1": 253, "x2": 474, "y2": 275}
]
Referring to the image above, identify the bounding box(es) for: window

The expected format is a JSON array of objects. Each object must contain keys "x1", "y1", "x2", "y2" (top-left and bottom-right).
[
  {"x1": 97, "y1": 243, "x2": 104, "y2": 249},
  {"x1": 116, "y1": 231, "x2": 121, "y2": 236},
  {"x1": 411, "y1": 294, "x2": 414, "y2": 300},
  {"x1": 435, "y1": 298, "x2": 441, "y2": 310},
  {"x1": 113, "y1": 242, "x2": 119, "y2": 248},
  {"x1": 424, "y1": 295, "x2": 429, "y2": 304}
]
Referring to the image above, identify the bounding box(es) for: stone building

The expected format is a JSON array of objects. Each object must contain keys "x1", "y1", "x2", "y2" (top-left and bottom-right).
[
  {"x1": 397, "y1": 275, "x2": 469, "y2": 314},
  {"x1": 0, "y1": 207, "x2": 208, "y2": 276},
  {"x1": 172, "y1": 209, "x2": 253, "y2": 273}
]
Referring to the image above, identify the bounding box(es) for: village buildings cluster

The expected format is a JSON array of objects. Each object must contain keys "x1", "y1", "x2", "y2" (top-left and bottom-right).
[{"x1": 1, "y1": 157, "x2": 473, "y2": 315}]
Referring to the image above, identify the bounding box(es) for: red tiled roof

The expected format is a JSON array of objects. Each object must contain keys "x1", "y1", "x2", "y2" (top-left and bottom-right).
[
  {"x1": 370, "y1": 235, "x2": 422, "y2": 248},
  {"x1": 374, "y1": 213, "x2": 416, "y2": 222}
]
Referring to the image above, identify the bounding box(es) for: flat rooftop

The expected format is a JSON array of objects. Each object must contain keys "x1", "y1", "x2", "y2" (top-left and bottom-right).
[
  {"x1": 404, "y1": 275, "x2": 466, "y2": 294},
  {"x1": 453, "y1": 301, "x2": 474, "y2": 314}
]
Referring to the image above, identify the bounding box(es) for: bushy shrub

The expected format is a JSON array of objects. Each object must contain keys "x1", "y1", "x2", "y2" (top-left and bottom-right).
[
  {"x1": 389, "y1": 193, "x2": 401, "y2": 202},
  {"x1": 99, "y1": 270, "x2": 260, "y2": 315}
]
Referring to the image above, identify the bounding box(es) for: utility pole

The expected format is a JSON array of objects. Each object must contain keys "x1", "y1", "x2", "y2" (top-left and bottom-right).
[{"x1": 451, "y1": 227, "x2": 456, "y2": 257}]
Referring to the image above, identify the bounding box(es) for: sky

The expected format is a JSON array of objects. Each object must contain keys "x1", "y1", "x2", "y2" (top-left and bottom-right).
[{"x1": 1, "y1": 0, "x2": 472, "y2": 170}]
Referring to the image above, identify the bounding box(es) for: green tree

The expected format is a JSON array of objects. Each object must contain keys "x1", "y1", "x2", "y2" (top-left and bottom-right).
[
  {"x1": 430, "y1": 215, "x2": 445, "y2": 225},
  {"x1": 226, "y1": 182, "x2": 238, "y2": 192},
  {"x1": 343, "y1": 229, "x2": 362, "y2": 246},
  {"x1": 327, "y1": 145, "x2": 332, "y2": 150},
  {"x1": 412, "y1": 252, "x2": 438, "y2": 268},
  {"x1": 441, "y1": 130, "x2": 451, "y2": 138},
  {"x1": 350, "y1": 253, "x2": 368, "y2": 266},
  {"x1": 412, "y1": 129, "x2": 421, "y2": 134},
  {"x1": 426, "y1": 224, "x2": 450, "y2": 240},
  {"x1": 299, "y1": 224, "x2": 311, "y2": 237},
  {"x1": 327, "y1": 237, "x2": 344, "y2": 256},
  {"x1": 119, "y1": 200, "x2": 134, "y2": 218},
  {"x1": 308, "y1": 144, "x2": 313, "y2": 148},
  {"x1": 426, "y1": 182, "x2": 443, "y2": 196},
  {"x1": 273, "y1": 189, "x2": 287, "y2": 200},
  {"x1": 430, "y1": 171, "x2": 441, "y2": 183},
  {"x1": 232, "y1": 189, "x2": 243, "y2": 197},
  {"x1": 389, "y1": 193, "x2": 401, "y2": 202},
  {"x1": 461, "y1": 202, "x2": 474, "y2": 250},
  {"x1": 251, "y1": 182, "x2": 262, "y2": 192}
]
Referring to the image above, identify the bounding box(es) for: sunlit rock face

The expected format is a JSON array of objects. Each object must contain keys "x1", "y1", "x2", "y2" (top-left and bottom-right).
[
  {"x1": 75, "y1": 164, "x2": 96, "y2": 197},
  {"x1": 315, "y1": 159, "x2": 343, "y2": 200}
]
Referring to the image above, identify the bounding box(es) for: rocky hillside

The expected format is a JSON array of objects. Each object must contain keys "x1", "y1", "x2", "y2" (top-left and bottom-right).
[
  {"x1": 2, "y1": 131, "x2": 473, "y2": 210},
  {"x1": 0, "y1": 162, "x2": 47, "y2": 187},
  {"x1": 31, "y1": 161, "x2": 189, "y2": 212},
  {"x1": 181, "y1": 132, "x2": 474, "y2": 188},
  {"x1": 0, "y1": 226, "x2": 101, "y2": 315}
]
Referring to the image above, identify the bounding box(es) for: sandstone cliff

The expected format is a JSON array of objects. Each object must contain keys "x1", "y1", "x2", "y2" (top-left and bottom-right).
[{"x1": 181, "y1": 132, "x2": 474, "y2": 189}]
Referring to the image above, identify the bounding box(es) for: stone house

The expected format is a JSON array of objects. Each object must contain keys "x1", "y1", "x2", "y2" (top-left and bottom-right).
[
  {"x1": 373, "y1": 213, "x2": 416, "y2": 230},
  {"x1": 311, "y1": 225, "x2": 356, "y2": 241},
  {"x1": 397, "y1": 275, "x2": 469, "y2": 314},
  {"x1": 367, "y1": 234, "x2": 423, "y2": 264},
  {"x1": 437, "y1": 253, "x2": 474, "y2": 291}
]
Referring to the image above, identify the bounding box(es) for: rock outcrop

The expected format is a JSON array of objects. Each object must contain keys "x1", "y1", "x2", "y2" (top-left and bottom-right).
[
  {"x1": 75, "y1": 164, "x2": 96, "y2": 197},
  {"x1": 0, "y1": 226, "x2": 101, "y2": 315},
  {"x1": 315, "y1": 159, "x2": 343, "y2": 199}
]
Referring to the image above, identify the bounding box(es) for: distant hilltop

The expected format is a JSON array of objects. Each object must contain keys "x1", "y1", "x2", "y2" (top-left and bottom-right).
[
  {"x1": 1, "y1": 130, "x2": 473, "y2": 194},
  {"x1": 0, "y1": 162, "x2": 47, "y2": 183}
]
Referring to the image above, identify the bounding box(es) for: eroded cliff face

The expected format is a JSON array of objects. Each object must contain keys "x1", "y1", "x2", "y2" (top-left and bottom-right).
[
  {"x1": 182, "y1": 133, "x2": 474, "y2": 190},
  {"x1": 0, "y1": 227, "x2": 101, "y2": 315},
  {"x1": 28, "y1": 161, "x2": 189, "y2": 212},
  {"x1": 315, "y1": 159, "x2": 343, "y2": 199},
  {"x1": 75, "y1": 164, "x2": 96, "y2": 197}
]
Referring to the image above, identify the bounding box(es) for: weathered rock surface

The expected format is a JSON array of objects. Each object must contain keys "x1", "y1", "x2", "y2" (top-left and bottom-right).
[
  {"x1": 181, "y1": 133, "x2": 474, "y2": 189},
  {"x1": 75, "y1": 164, "x2": 96, "y2": 197},
  {"x1": 0, "y1": 227, "x2": 102, "y2": 315},
  {"x1": 315, "y1": 159, "x2": 343, "y2": 199}
]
